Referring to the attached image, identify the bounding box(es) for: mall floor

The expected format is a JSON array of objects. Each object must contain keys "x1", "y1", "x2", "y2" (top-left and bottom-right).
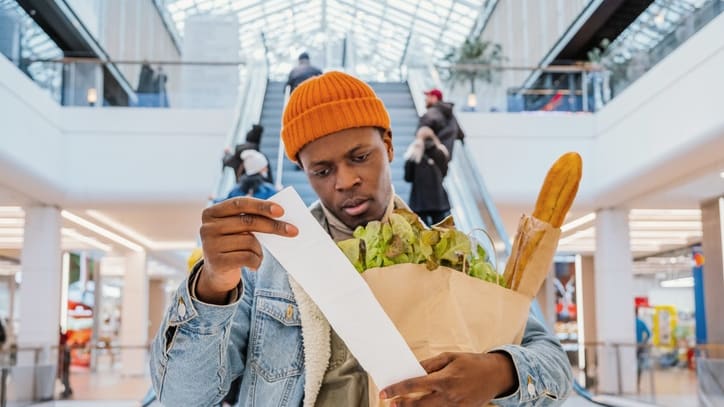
[{"x1": 23, "y1": 366, "x2": 696, "y2": 407}]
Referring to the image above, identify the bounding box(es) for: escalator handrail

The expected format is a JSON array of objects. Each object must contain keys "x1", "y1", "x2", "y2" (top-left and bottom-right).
[
  {"x1": 274, "y1": 85, "x2": 291, "y2": 190},
  {"x1": 213, "y1": 61, "x2": 268, "y2": 200}
]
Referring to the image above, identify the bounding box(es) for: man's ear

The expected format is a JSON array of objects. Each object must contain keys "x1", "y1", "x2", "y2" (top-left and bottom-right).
[{"x1": 383, "y1": 130, "x2": 394, "y2": 162}]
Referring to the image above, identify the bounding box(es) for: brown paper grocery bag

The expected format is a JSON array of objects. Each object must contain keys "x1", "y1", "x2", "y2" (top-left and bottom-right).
[
  {"x1": 363, "y1": 265, "x2": 530, "y2": 406},
  {"x1": 362, "y1": 215, "x2": 561, "y2": 406}
]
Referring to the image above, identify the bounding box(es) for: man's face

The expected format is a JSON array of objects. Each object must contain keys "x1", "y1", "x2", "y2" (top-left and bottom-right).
[
  {"x1": 425, "y1": 94, "x2": 439, "y2": 108},
  {"x1": 298, "y1": 127, "x2": 394, "y2": 229}
]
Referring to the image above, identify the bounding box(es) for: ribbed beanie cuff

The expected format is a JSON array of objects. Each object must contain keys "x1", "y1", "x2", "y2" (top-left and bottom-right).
[{"x1": 281, "y1": 71, "x2": 391, "y2": 162}]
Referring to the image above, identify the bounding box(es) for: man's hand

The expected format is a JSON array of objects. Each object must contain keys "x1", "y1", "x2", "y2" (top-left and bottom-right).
[
  {"x1": 197, "y1": 197, "x2": 298, "y2": 304},
  {"x1": 380, "y1": 352, "x2": 518, "y2": 406}
]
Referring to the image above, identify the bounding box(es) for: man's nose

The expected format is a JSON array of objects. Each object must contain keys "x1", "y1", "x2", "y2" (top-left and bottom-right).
[{"x1": 335, "y1": 165, "x2": 361, "y2": 191}]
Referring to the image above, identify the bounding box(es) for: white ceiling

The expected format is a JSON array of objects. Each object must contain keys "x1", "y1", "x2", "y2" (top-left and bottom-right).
[
  {"x1": 74, "y1": 203, "x2": 204, "y2": 244},
  {"x1": 557, "y1": 208, "x2": 703, "y2": 256},
  {"x1": 0, "y1": 185, "x2": 32, "y2": 206},
  {"x1": 629, "y1": 167, "x2": 724, "y2": 208},
  {"x1": 0, "y1": 205, "x2": 194, "y2": 270}
]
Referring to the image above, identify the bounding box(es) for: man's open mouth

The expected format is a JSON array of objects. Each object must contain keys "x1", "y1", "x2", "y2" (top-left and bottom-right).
[{"x1": 341, "y1": 198, "x2": 371, "y2": 217}]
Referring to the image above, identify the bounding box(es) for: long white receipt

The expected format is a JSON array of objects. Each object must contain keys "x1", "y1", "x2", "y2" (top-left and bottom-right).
[{"x1": 253, "y1": 187, "x2": 426, "y2": 389}]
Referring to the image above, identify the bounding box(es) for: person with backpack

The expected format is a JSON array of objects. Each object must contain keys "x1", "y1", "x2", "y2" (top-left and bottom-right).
[
  {"x1": 222, "y1": 124, "x2": 274, "y2": 185},
  {"x1": 419, "y1": 88, "x2": 465, "y2": 158},
  {"x1": 238, "y1": 150, "x2": 276, "y2": 199},
  {"x1": 213, "y1": 125, "x2": 277, "y2": 203}
]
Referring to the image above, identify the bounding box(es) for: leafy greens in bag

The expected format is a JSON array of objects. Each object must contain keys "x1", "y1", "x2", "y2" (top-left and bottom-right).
[{"x1": 337, "y1": 209, "x2": 504, "y2": 286}]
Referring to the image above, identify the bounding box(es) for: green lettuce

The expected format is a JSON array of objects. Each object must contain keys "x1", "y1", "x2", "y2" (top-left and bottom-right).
[{"x1": 337, "y1": 209, "x2": 504, "y2": 286}]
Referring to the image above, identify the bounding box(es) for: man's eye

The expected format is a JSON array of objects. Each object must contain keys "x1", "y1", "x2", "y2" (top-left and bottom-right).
[
  {"x1": 312, "y1": 168, "x2": 331, "y2": 177},
  {"x1": 353, "y1": 153, "x2": 370, "y2": 163}
]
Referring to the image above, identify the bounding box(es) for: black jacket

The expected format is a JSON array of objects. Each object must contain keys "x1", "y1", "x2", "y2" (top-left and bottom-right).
[
  {"x1": 418, "y1": 102, "x2": 465, "y2": 158},
  {"x1": 404, "y1": 139, "x2": 450, "y2": 213},
  {"x1": 286, "y1": 64, "x2": 323, "y2": 93}
]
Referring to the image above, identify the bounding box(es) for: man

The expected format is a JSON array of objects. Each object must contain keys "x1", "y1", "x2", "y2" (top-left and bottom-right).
[
  {"x1": 636, "y1": 314, "x2": 651, "y2": 391},
  {"x1": 285, "y1": 52, "x2": 323, "y2": 93},
  {"x1": 150, "y1": 71, "x2": 572, "y2": 406},
  {"x1": 58, "y1": 327, "x2": 73, "y2": 398},
  {"x1": 419, "y1": 88, "x2": 465, "y2": 158}
]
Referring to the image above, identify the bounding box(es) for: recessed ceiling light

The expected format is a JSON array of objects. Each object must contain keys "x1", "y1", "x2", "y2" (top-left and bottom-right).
[
  {"x1": 660, "y1": 277, "x2": 694, "y2": 288},
  {"x1": 720, "y1": 171, "x2": 724, "y2": 179}
]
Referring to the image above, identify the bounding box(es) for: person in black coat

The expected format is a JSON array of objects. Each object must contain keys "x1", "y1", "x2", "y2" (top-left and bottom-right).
[
  {"x1": 285, "y1": 52, "x2": 323, "y2": 93},
  {"x1": 418, "y1": 88, "x2": 465, "y2": 158},
  {"x1": 403, "y1": 126, "x2": 451, "y2": 226}
]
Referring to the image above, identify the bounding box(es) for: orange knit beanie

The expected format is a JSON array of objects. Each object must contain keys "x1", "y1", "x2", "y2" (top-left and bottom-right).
[{"x1": 281, "y1": 71, "x2": 391, "y2": 162}]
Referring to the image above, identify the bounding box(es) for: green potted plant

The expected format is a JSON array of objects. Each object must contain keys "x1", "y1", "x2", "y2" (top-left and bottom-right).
[
  {"x1": 443, "y1": 37, "x2": 505, "y2": 110},
  {"x1": 587, "y1": 38, "x2": 628, "y2": 100}
]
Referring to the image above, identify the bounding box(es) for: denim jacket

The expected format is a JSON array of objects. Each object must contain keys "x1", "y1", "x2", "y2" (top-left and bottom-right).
[{"x1": 150, "y1": 203, "x2": 573, "y2": 406}]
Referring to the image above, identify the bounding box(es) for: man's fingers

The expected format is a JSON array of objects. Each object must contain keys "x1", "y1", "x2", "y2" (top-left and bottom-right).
[
  {"x1": 202, "y1": 197, "x2": 284, "y2": 220},
  {"x1": 201, "y1": 215, "x2": 298, "y2": 237},
  {"x1": 380, "y1": 375, "x2": 439, "y2": 400},
  {"x1": 390, "y1": 391, "x2": 444, "y2": 407},
  {"x1": 214, "y1": 234, "x2": 262, "y2": 256},
  {"x1": 213, "y1": 250, "x2": 263, "y2": 271},
  {"x1": 420, "y1": 352, "x2": 456, "y2": 373}
]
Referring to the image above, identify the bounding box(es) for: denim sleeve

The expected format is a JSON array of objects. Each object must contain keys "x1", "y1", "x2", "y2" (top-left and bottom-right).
[
  {"x1": 490, "y1": 313, "x2": 573, "y2": 406},
  {"x1": 149, "y1": 261, "x2": 256, "y2": 405}
]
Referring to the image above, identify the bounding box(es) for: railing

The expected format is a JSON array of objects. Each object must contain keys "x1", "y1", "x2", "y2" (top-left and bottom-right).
[
  {"x1": 0, "y1": 345, "x2": 56, "y2": 406},
  {"x1": 574, "y1": 342, "x2": 724, "y2": 406},
  {"x1": 0, "y1": 0, "x2": 64, "y2": 103},
  {"x1": 600, "y1": 0, "x2": 724, "y2": 98},
  {"x1": 274, "y1": 85, "x2": 292, "y2": 190},
  {"x1": 409, "y1": 61, "x2": 611, "y2": 113},
  {"x1": 213, "y1": 60, "x2": 269, "y2": 201},
  {"x1": 0, "y1": 343, "x2": 154, "y2": 405},
  {"x1": 3, "y1": 56, "x2": 253, "y2": 109},
  {"x1": 697, "y1": 344, "x2": 724, "y2": 407}
]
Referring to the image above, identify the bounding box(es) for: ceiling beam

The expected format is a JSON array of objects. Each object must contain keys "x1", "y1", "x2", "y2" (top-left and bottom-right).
[{"x1": 469, "y1": 0, "x2": 499, "y2": 39}]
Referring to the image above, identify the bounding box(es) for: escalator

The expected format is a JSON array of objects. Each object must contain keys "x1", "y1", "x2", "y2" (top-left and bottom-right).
[{"x1": 259, "y1": 81, "x2": 415, "y2": 206}]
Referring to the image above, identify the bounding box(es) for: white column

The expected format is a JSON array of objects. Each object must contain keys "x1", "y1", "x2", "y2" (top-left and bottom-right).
[
  {"x1": 535, "y1": 273, "x2": 556, "y2": 329},
  {"x1": 594, "y1": 209, "x2": 637, "y2": 394},
  {"x1": 120, "y1": 251, "x2": 148, "y2": 376},
  {"x1": 90, "y1": 263, "x2": 103, "y2": 372},
  {"x1": 578, "y1": 255, "x2": 598, "y2": 387},
  {"x1": 18, "y1": 206, "x2": 62, "y2": 363},
  {"x1": 148, "y1": 278, "x2": 172, "y2": 343},
  {"x1": 701, "y1": 197, "x2": 724, "y2": 357}
]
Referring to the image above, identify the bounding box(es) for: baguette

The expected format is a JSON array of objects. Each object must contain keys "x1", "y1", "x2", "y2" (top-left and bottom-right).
[{"x1": 505, "y1": 152, "x2": 582, "y2": 290}]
